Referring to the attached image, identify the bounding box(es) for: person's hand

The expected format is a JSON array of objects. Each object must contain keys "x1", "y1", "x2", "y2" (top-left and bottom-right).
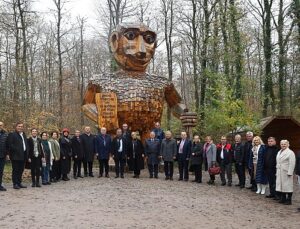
[
  {"x1": 127, "y1": 157, "x2": 130, "y2": 160},
  {"x1": 63, "y1": 156, "x2": 66, "y2": 160},
  {"x1": 159, "y1": 156, "x2": 162, "y2": 159},
  {"x1": 142, "y1": 154, "x2": 145, "y2": 157},
  {"x1": 28, "y1": 158, "x2": 31, "y2": 163},
  {"x1": 192, "y1": 153, "x2": 195, "y2": 156},
  {"x1": 75, "y1": 155, "x2": 77, "y2": 158},
  {"x1": 6, "y1": 155, "x2": 10, "y2": 161},
  {"x1": 186, "y1": 158, "x2": 189, "y2": 161},
  {"x1": 173, "y1": 156, "x2": 176, "y2": 160}
]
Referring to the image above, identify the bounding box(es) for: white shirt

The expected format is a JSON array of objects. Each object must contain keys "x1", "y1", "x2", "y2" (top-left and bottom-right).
[
  {"x1": 221, "y1": 145, "x2": 225, "y2": 159},
  {"x1": 20, "y1": 132, "x2": 26, "y2": 151},
  {"x1": 118, "y1": 138, "x2": 123, "y2": 152}
]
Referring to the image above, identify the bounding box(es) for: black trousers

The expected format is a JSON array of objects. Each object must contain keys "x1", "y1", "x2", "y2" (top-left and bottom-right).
[
  {"x1": 148, "y1": 164, "x2": 158, "y2": 177},
  {"x1": 133, "y1": 158, "x2": 140, "y2": 176},
  {"x1": 266, "y1": 169, "x2": 276, "y2": 196},
  {"x1": 164, "y1": 161, "x2": 174, "y2": 178},
  {"x1": 61, "y1": 156, "x2": 70, "y2": 178},
  {"x1": 220, "y1": 161, "x2": 232, "y2": 184},
  {"x1": 12, "y1": 160, "x2": 25, "y2": 185},
  {"x1": 248, "y1": 167, "x2": 256, "y2": 187},
  {"x1": 31, "y1": 157, "x2": 41, "y2": 184},
  {"x1": 235, "y1": 163, "x2": 245, "y2": 186},
  {"x1": 193, "y1": 164, "x2": 202, "y2": 182},
  {"x1": 114, "y1": 158, "x2": 125, "y2": 176},
  {"x1": 50, "y1": 160, "x2": 61, "y2": 180},
  {"x1": 99, "y1": 159, "x2": 109, "y2": 176},
  {"x1": 0, "y1": 157, "x2": 5, "y2": 186},
  {"x1": 73, "y1": 159, "x2": 83, "y2": 176},
  {"x1": 178, "y1": 160, "x2": 189, "y2": 180},
  {"x1": 83, "y1": 160, "x2": 93, "y2": 175}
]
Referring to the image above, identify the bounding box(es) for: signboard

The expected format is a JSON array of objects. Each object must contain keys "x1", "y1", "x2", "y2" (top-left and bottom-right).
[{"x1": 95, "y1": 92, "x2": 119, "y2": 130}]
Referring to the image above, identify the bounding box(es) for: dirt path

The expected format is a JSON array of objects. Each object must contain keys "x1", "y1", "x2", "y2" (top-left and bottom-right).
[{"x1": 1, "y1": 171, "x2": 299, "y2": 229}]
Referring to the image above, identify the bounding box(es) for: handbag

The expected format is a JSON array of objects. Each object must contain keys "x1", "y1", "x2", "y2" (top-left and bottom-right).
[{"x1": 208, "y1": 164, "x2": 221, "y2": 175}]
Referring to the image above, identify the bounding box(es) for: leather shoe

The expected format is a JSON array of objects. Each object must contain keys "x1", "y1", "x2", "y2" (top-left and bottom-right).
[
  {"x1": 13, "y1": 184, "x2": 20, "y2": 189},
  {"x1": 19, "y1": 184, "x2": 27, "y2": 188},
  {"x1": 0, "y1": 186, "x2": 7, "y2": 191},
  {"x1": 266, "y1": 194, "x2": 275, "y2": 198},
  {"x1": 36, "y1": 183, "x2": 41, "y2": 188}
]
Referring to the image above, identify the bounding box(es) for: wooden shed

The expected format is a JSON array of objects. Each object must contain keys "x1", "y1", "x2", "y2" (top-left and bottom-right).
[
  {"x1": 228, "y1": 116, "x2": 300, "y2": 153},
  {"x1": 259, "y1": 116, "x2": 300, "y2": 153}
]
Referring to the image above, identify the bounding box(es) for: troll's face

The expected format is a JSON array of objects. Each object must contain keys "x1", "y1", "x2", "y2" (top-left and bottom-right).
[{"x1": 110, "y1": 23, "x2": 157, "y2": 72}]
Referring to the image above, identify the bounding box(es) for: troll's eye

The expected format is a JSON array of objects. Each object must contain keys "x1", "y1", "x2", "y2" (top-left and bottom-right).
[
  {"x1": 124, "y1": 30, "x2": 138, "y2": 40},
  {"x1": 143, "y1": 32, "x2": 156, "y2": 44}
]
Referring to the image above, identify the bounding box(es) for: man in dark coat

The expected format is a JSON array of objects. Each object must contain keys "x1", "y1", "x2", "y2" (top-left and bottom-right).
[
  {"x1": 244, "y1": 131, "x2": 255, "y2": 191},
  {"x1": 112, "y1": 128, "x2": 127, "y2": 178},
  {"x1": 95, "y1": 127, "x2": 112, "y2": 178},
  {"x1": 7, "y1": 122, "x2": 28, "y2": 189},
  {"x1": 264, "y1": 137, "x2": 279, "y2": 198},
  {"x1": 59, "y1": 128, "x2": 72, "y2": 181},
  {"x1": 152, "y1": 122, "x2": 165, "y2": 143},
  {"x1": 122, "y1": 123, "x2": 132, "y2": 144},
  {"x1": 145, "y1": 131, "x2": 161, "y2": 178},
  {"x1": 160, "y1": 130, "x2": 177, "y2": 180},
  {"x1": 190, "y1": 135, "x2": 203, "y2": 183},
  {"x1": 0, "y1": 121, "x2": 8, "y2": 191},
  {"x1": 27, "y1": 128, "x2": 44, "y2": 187},
  {"x1": 177, "y1": 131, "x2": 191, "y2": 181},
  {"x1": 232, "y1": 134, "x2": 245, "y2": 188},
  {"x1": 217, "y1": 136, "x2": 233, "y2": 186},
  {"x1": 71, "y1": 130, "x2": 84, "y2": 179},
  {"x1": 127, "y1": 132, "x2": 144, "y2": 178},
  {"x1": 80, "y1": 126, "x2": 95, "y2": 177}
]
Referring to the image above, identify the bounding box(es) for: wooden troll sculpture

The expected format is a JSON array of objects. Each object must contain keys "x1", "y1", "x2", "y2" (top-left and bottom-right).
[{"x1": 82, "y1": 23, "x2": 196, "y2": 138}]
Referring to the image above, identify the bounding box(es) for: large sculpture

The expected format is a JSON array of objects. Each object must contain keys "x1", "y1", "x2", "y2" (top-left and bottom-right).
[{"x1": 82, "y1": 23, "x2": 196, "y2": 138}]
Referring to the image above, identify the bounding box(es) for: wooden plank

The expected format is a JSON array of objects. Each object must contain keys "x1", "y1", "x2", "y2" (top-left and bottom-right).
[{"x1": 95, "y1": 92, "x2": 119, "y2": 130}]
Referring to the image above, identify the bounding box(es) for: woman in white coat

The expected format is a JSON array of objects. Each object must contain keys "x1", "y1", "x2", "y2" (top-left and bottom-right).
[{"x1": 276, "y1": 140, "x2": 296, "y2": 205}]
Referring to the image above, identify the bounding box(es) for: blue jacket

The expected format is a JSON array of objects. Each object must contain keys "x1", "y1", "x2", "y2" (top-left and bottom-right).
[
  {"x1": 145, "y1": 138, "x2": 160, "y2": 165},
  {"x1": 95, "y1": 134, "x2": 112, "y2": 160},
  {"x1": 152, "y1": 128, "x2": 165, "y2": 142}
]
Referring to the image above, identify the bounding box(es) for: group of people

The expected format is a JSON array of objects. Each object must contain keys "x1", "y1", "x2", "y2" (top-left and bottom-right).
[{"x1": 0, "y1": 121, "x2": 300, "y2": 211}]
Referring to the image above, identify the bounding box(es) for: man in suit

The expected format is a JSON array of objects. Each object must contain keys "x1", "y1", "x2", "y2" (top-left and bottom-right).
[
  {"x1": 7, "y1": 122, "x2": 28, "y2": 189},
  {"x1": 112, "y1": 128, "x2": 127, "y2": 178},
  {"x1": 71, "y1": 130, "x2": 84, "y2": 179},
  {"x1": 0, "y1": 121, "x2": 8, "y2": 191},
  {"x1": 232, "y1": 134, "x2": 245, "y2": 188},
  {"x1": 203, "y1": 136, "x2": 217, "y2": 185},
  {"x1": 217, "y1": 136, "x2": 233, "y2": 186},
  {"x1": 177, "y1": 131, "x2": 191, "y2": 181},
  {"x1": 244, "y1": 131, "x2": 255, "y2": 191},
  {"x1": 95, "y1": 127, "x2": 112, "y2": 178},
  {"x1": 80, "y1": 126, "x2": 95, "y2": 177},
  {"x1": 145, "y1": 131, "x2": 161, "y2": 178},
  {"x1": 264, "y1": 137, "x2": 279, "y2": 198}
]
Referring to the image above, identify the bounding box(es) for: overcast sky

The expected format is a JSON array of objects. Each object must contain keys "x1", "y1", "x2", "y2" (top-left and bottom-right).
[{"x1": 32, "y1": 0, "x2": 99, "y2": 36}]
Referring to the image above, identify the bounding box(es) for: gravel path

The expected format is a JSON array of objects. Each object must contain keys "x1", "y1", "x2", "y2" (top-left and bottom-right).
[{"x1": 1, "y1": 171, "x2": 300, "y2": 229}]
